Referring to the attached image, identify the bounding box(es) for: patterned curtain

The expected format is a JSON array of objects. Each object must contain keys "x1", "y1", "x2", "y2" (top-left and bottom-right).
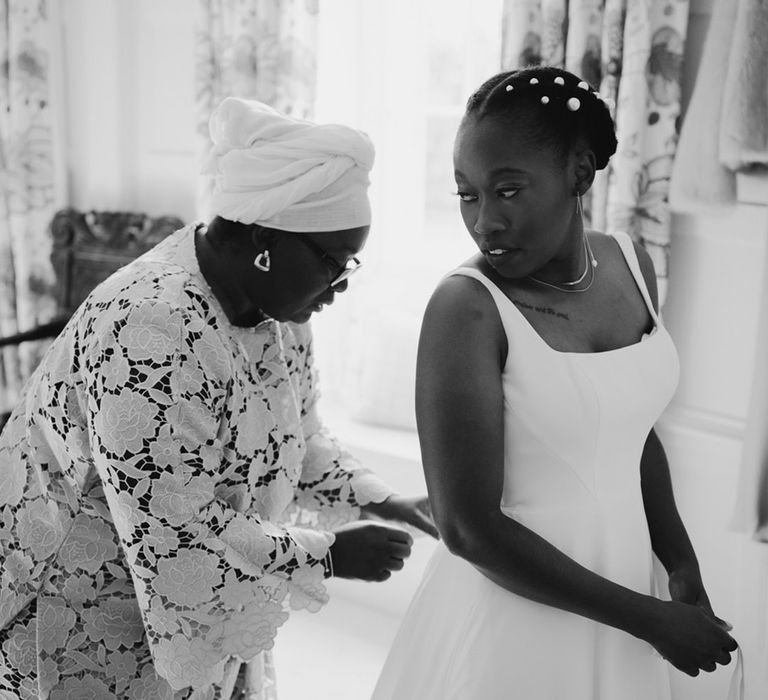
[
  {"x1": 501, "y1": 0, "x2": 690, "y2": 305},
  {"x1": 194, "y1": 0, "x2": 319, "y2": 220},
  {"x1": 0, "y1": 0, "x2": 59, "y2": 413}
]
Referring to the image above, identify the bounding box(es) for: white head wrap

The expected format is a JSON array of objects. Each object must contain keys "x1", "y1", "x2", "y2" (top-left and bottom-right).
[{"x1": 203, "y1": 97, "x2": 375, "y2": 232}]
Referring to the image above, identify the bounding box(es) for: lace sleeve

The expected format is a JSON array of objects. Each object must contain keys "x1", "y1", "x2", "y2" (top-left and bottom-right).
[
  {"x1": 288, "y1": 324, "x2": 394, "y2": 531},
  {"x1": 82, "y1": 295, "x2": 332, "y2": 692}
]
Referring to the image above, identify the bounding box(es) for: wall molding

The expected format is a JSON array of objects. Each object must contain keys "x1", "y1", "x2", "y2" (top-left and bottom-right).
[
  {"x1": 737, "y1": 172, "x2": 768, "y2": 207},
  {"x1": 660, "y1": 403, "x2": 746, "y2": 442}
]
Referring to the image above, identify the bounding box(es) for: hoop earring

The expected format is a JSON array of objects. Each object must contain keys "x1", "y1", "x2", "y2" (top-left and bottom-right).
[{"x1": 253, "y1": 250, "x2": 271, "y2": 272}]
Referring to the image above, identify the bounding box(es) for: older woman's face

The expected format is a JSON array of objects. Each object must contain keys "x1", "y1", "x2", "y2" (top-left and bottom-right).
[{"x1": 257, "y1": 225, "x2": 370, "y2": 323}]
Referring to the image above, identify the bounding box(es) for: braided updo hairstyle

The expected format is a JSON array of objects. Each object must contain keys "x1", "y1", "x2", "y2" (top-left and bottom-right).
[{"x1": 463, "y1": 66, "x2": 618, "y2": 170}]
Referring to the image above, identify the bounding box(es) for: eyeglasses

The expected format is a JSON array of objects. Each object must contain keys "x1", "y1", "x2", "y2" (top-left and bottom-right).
[{"x1": 297, "y1": 236, "x2": 363, "y2": 288}]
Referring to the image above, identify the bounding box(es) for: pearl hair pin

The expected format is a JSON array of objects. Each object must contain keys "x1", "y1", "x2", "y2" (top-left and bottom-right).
[{"x1": 503, "y1": 75, "x2": 593, "y2": 113}]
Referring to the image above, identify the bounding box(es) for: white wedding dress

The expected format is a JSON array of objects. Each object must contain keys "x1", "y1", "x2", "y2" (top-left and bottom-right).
[{"x1": 372, "y1": 232, "x2": 679, "y2": 700}]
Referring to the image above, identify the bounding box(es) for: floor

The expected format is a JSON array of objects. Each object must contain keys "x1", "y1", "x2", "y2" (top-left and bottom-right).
[{"x1": 272, "y1": 589, "x2": 400, "y2": 700}]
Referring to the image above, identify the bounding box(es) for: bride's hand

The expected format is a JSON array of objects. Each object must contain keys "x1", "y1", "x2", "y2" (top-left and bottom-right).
[
  {"x1": 645, "y1": 599, "x2": 737, "y2": 676},
  {"x1": 668, "y1": 565, "x2": 732, "y2": 631}
]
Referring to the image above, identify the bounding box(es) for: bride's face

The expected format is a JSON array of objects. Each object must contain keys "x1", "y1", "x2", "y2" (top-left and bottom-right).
[{"x1": 453, "y1": 116, "x2": 582, "y2": 281}]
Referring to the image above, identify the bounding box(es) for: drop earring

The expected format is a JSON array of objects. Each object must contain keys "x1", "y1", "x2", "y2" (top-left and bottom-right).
[
  {"x1": 577, "y1": 193, "x2": 598, "y2": 270},
  {"x1": 253, "y1": 250, "x2": 271, "y2": 272}
]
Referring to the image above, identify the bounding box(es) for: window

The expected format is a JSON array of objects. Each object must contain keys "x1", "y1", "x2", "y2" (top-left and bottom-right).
[{"x1": 312, "y1": 0, "x2": 503, "y2": 428}]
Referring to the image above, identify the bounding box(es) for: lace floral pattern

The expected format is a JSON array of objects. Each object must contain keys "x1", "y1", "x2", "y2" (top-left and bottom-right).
[{"x1": 0, "y1": 224, "x2": 393, "y2": 698}]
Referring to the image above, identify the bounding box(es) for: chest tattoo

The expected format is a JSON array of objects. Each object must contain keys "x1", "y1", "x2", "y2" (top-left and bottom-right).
[{"x1": 513, "y1": 299, "x2": 570, "y2": 321}]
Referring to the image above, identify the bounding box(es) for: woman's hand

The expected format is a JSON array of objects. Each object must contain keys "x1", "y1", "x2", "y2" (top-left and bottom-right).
[
  {"x1": 330, "y1": 521, "x2": 413, "y2": 582},
  {"x1": 361, "y1": 495, "x2": 440, "y2": 539},
  {"x1": 668, "y1": 565, "x2": 732, "y2": 631},
  {"x1": 644, "y1": 599, "x2": 738, "y2": 676}
]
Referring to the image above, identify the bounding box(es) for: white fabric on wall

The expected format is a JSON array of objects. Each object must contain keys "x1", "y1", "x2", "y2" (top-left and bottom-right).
[{"x1": 670, "y1": 0, "x2": 768, "y2": 214}]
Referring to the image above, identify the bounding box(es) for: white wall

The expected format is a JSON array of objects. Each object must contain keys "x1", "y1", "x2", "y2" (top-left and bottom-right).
[
  {"x1": 61, "y1": 0, "x2": 198, "y2": 221},
  {"x1": 657, "y1": 1, "x2": 768, "y2": 697}
]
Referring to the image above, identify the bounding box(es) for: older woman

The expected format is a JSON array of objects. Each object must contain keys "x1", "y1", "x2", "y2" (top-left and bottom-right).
[{"x1": 0, "y1": 98, "x2": 434, "y2": 699}]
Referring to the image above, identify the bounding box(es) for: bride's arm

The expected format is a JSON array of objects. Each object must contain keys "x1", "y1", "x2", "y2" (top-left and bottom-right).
[
  {"x1": 631, "y1": 243, "x2": 728, "y2": 627},
  {"x1": 640, "y1": 428, "x2": 733, "y2": 634},
  {"x1": 415, "y1": 274, "x2": 735, "y2": 677}
]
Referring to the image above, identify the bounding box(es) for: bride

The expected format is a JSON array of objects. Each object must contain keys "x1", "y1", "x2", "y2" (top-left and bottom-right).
[{"x1": 371, "y1": 66, "x2": 737, "y2": 700}]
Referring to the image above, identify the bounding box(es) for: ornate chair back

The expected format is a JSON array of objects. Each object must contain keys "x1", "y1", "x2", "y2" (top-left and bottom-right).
[
  {"x1": 50, "y1": 207, "x2": 185, "y2": 317},
  {"x1": 0, "y1": 207, "x2": 184, "y2": 430}
]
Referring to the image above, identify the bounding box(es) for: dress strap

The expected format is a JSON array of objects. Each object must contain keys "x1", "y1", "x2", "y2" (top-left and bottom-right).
[
  {"x1": 445, "y1": 267, "x2": 511, "y2": 310},
  {"x1": 610, "y1": 231, "x2": 660, "y2": 323},
  {"x1": 444, "y1": 267, "x2": 522, "y2": 352}
]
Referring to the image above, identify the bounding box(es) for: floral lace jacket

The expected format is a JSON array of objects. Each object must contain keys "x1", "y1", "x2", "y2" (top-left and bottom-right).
[{"x1": 0, "y1": 224, "x2": 393, "y2": 699}]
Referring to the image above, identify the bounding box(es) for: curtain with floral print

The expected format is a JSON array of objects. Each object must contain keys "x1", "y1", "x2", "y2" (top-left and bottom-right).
[
  {"x1": 501, "y1": 0, "x2": 690, "y2": 305},
  {"x1": 0, "y1": 0, "x2": 59, "y2": 414},
  {"x1": 194, "y1": 0, "x2": 319, "y2": 220}
]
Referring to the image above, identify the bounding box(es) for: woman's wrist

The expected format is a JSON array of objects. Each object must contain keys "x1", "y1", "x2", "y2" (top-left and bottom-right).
[
  {"x1": 625, "y1": 594, "x2": 668, "y2": 644},
  {"x1": 665, "y1": 559, "x2": 702, "y2": 578},
  {"x1": 360, "y1": 494, "x2": 397, "y2": 519},
  {"x1": 651, "y1": 535, "x2": 700, "y2": 578},
  {"x1": 663, "y1": 557, "x2": 704, "y2": 596}
]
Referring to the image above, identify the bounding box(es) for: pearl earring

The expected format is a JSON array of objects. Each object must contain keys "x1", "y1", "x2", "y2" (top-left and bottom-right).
[
  {"x1": 254, "y1": 250, "x2": 271, "y2": 272},
  {"x1": 576, "y1": 194, "x2": 597, "y2": 269}
]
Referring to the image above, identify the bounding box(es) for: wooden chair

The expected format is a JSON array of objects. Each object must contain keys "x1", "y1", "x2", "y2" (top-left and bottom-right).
[{"x1": 0, "y1": 207, "x2": 184, "y2": 429}]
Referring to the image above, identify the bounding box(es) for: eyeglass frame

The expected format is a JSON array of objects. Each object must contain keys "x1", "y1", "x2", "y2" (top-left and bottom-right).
[{"x1": 295, "y1": 235, "x2": 363, "y2": 288}]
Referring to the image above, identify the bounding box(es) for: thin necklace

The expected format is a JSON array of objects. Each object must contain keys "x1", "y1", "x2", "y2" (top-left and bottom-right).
[{"x1": 528, "y1": 235, "x2": 598, "y2": 293}]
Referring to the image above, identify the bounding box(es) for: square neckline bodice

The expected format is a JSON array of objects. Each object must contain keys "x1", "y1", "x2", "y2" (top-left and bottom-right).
[{"x1": 451, "y1": 231, "x2": 661, "y2": 357}]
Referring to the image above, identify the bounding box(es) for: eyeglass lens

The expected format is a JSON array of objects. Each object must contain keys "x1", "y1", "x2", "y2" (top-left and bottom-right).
[{"x1": 330, "y1": 258, "x2": 362, "y2": 287}]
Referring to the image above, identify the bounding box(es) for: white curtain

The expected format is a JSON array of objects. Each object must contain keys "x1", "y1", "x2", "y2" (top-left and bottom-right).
[
  {"x1": 0, "y1": 0, "x2": 61, "y2": 413},
  {"x1": 194, "y1": 0, "x2": 319, "y2": 220},
  {"x1": 501, "y1": 0, "x2": 691, "y2": 305},
  {"x1": 670, "y1": 0, "x2": 768, "y2": 215}
]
